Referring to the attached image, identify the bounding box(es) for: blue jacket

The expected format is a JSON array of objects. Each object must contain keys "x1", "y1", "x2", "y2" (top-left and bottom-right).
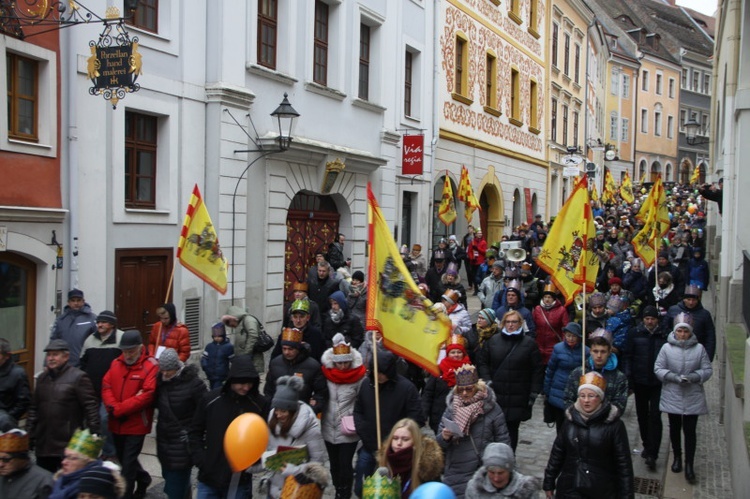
[
  {"x1": 688, "y1": 257, "x2": 709, "y2": 290},
  {"x1": 50, "y1": 304, "x2": 97, "y2": 367},
  {"x1": 201, "y1": 338, "x2": 234, "y2": 382},
  {"x1": 606, "y1": 311, "x2": 633, "y2": 352},
  {"x1": 544, "y1": 341, "x2": 589, "y2": 410}
]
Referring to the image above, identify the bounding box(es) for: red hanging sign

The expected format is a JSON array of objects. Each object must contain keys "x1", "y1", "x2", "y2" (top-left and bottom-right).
[{"x1": 402, "y1": 135, "x2": 424, "y2": 175}]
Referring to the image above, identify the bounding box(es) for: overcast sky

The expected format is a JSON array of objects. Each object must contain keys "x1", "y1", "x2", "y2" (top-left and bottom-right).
[{"x1": 676, "y1": 0, "x2": 717, "y2": 16}]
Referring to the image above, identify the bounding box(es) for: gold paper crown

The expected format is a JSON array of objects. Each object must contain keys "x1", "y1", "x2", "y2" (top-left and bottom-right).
[
  {"x1": 66, "y1": 428, "x2": 103, "y2": 459},
  {"x1": 442, "y1": 289, "x2": 460, "y2": 305},
  {"x1": 454, "y1": 364, "x2": 479, "y2": 387},
  {"x1": 292, "y1": 282, "x2": 308, "y2": 292},
  {"x1": 333, "y1": 343, "x2": 351, "y2": 356},
  {"x1": 447, "y1": 333, "x2": 467, "y2": 348},
  {"x1": 281, "y1": 328, "x2": 304, "y2": 344},
  {"x1": 542, "y1": 282, "x2": 558, "y2": 295},
  {"x1": 579, "y1": 371, "x2": 607, "y2": 392},
  {"x1": 0, "y1": 429, "x2": 29, "y2": 453},
  {"x1": 362, "y1": 470, "x2": 401, "y2": 499}
]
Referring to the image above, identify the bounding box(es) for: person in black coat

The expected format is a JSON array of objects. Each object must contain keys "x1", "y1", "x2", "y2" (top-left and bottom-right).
[
  {"x1": 647, "y1": 252, "x2": 685, "y2": 299},
  {"x1": 190, "y1": 354, "x2": 270, "y2": 498},
  {"x1": 352, "y1": 349, "x2": 425, "y2": 498},
  {"x1": 321, "y1": 291, "x2": 365, "y2": 349},
  {"x1": 543, "y1": 372, "x2": 634, "y2": 498},
  {"x1": 0, "y1": 338, "x2": 31, "y2": 423},
  {"x1": 425, "y1": 251, "x2": 449, "y2": 304},
  {"x1": 155, "y1": 349, "x2": 207, "y2": 499},
  {"x1": 623, "y1": 306, "x2": 668, "y2": 470},
  {"x1": 477, "y1": 310, "x2": 544, "y2": 451},
  {"x1": 645, "y1": 271, "x2": 682, "y2": 330}
]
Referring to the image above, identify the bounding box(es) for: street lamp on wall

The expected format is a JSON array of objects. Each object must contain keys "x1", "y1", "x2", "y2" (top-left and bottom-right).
[
  {"x1": 229, "y1": 93, "x2": 300, "y2": 301},
  {"x1": 684, "y1": 114, "x2": 709, "y2": 145}
]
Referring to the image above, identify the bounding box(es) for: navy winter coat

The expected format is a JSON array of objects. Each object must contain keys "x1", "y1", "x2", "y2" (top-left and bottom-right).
[
  {"x1": 201, "y1": 337, "x2": 234, "y2": 383},
  {"x1": 543, "y1": 340, "x2": 589, "y2": 410}
]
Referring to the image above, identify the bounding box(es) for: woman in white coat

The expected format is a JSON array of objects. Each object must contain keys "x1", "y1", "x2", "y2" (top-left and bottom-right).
[
  {"x1": 321, "y1": 333, "x2": 366, "y2": 499},
  {"x1": 654, "y1": 313, "x2": 712, "y2": 484},
  {"x1": 263, "y1": 376, "x2": 328, "y2": 498}
]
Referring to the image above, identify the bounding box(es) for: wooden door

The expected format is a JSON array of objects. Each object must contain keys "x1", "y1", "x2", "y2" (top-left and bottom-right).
[
  {"x1": 115, "y1": 249, "x2": 173, "y2": 344},
  {"x1": 0, "y1": 253, "x2": 36, "y2": 381}
]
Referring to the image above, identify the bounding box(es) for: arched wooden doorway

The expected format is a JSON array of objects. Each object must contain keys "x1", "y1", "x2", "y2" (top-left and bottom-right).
[
  {"x1": 285, "y1": 192, "x2": 340, "y2": 303},
  {"x1": 0, "y1": 252, "x2": 36, "y2": 380}
]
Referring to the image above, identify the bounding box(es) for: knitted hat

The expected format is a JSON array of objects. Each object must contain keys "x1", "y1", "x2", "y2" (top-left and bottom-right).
[
  {"x1": 673, "y1": 312, "x2": 694, "y2": 333},
  {"x1": 563, "y1": 322, "x2": 582, "y2": 338},
  {"x1": 158, "y1": 348, "x2": 183, "y2": 371},
  {"x1": 77, "y1": 466, "x2": 119, "y2": 499},
  {"x1": 68, "y1": 288, "x2": 84, "y2": 299},
  {"x1": 290, "y1": 299, "x2": 310, "y2": 315},
  {"x1": 441, "y1": 289, "x2": 460, "y2": 305},
  {"x1": 589, "y1": 292, "x2": 607, "y2": 308},
  {"x1": 292, "y1": 282, "x2": 308, "y2": 292},
  {"x1": 482, "y1": 442, "x2": 515, "y2": 470},
  {"x1": 281, "y1": 328, "x2": 304, "y2": 349},
  {"x1": 0, "y1": 429, "x2": 29, "y2": 453},
  {"x1": 642, "y1": 306, "x2": 659, "y2": 319},
  {"x1": 492, "y1": 260, "x2": 504, "y2": 269},
  {"x1": 446, "y1": 262, "x2": 459, "y2": 276},
  {"x1": 43, "y1": 339, "x2": 70, "y2": 352},
  {"x1": 606, "y1": 296, "x2": 623, "y2": 313},
  {"x1": 589, "y1": 328, "x2": 613, "y2": 345},
  {"x1": 608, "y1": 277, "x2": 622, "y2": 286},
  {"x1": 331, "y1": 333, "x2": 354, "y2": 363},
  {"x1": 658, "y1": 250, "x2": 670, "y2": 260},
  {"x1": 211, "y1": 322, "x2": 226, "y2": 337},
  {"x1": 66, "y1": 428, "x2": 104, "y2": 459},
  {"x1": 272, "y1": 375, "x2": 304, "y2": 411},
  {"x1": 352, "y1": 270, "x2": 365, "y2": 282},
  {"x1": 454, "y1": 364, "x2": 479, "y2": 387},
  {"x1": 119, "y1": 330, "x2": 142, "y2": 349},
  {"x1": 578, "y1": 371, "x2": 607, "y2": 399},
  {"x1": 478, "y1": 308, "x2": 496, "y2": 324},
  {"x1": 96, "y1": 310, "x2": 117, "y2": 325},
  {"x1": 683, "y1": 285, "x2": 702, "y2": 298}
]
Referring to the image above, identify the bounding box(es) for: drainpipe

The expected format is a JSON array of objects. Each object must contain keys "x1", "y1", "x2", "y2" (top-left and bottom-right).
[
  {"x1": 63, "y1": 23, "x2": 80, "y2": 293},
  {"x1": 430, "y1": 0, "x2": 440, "y2": 243}
]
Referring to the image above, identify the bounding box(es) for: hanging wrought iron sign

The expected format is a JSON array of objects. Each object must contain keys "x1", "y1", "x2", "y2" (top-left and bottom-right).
[{"x1": 87, "y1": 7, "x2": 141, "y2": 109}]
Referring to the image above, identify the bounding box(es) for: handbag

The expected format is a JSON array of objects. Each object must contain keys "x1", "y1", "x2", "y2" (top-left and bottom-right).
[
  {"x1": 253, "y1": 328, "x2": 275, "y2": 353},
  {"x1": 340, "y1": 415, "x2": 357, "y2": 436}
]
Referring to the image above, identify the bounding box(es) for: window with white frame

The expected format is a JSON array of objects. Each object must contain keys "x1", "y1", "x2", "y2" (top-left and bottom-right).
[
  {"x1": 562, "y1": 104, "x2": 568, "y2": 145},
  {"x1": 610, "y1": 112, "x2": 618, "y2": 141},
  {"x1": 682, "y1": 68, "x2": 688, "y2": 88},
  {"x1": 574, "y1": 44, "x2": 580, "y2": 83},
  {"x1": 551, "y1": 23, "x2": 559, "y2": 67},
  {"x1": 1, "y1": 37, "x2": 57, "y2": 158},
  {"x1": 313, "y1": 1, "x2": 329, "y2": 85},
  {"x1": 654, "y1": 111, "x2": 662, "y2": 136},
  {"x1": 667, "y1": 115, "x2": 674, "y2": 139},
  {"x1": 551, "y1": 97, "x2": 557, "y2": 142},
  {"x1": 622, "y1": 74, "x2": 630, "y2": 98},
  {"x1": 621, "y1": 118, "x2": 629, "y2": 141},
  {"x1": 642, "y1": 70, "x2": 649, "y2": 91},
  {"x1": 703, "y1": 74, "x2": 711, "y2": 95},
  {"x1": 257, "y1": 0, "x2": 278, "y2": 69},
  {"x1": 680, "y1": 109, "x2": 687, "y2": 131},
  {"x1": 641, "y1": 109, "x2": 648, "y2": 133},
  {"x1": 563, "y1": 33, "x2": 570, "y2": 76},
  {"x1": 692, "y1": 71, "x2": 700, "y2": 91},
  {"x1": 656, "y1": 73, "x2": 663, "y2": 95},
  {"x1": 358, "y1": 23, "x2": 370, "y2": 100},
  {"x1": 611, "y1": 68, "x2": 619, "y2": 95},
  {"x1": 668, "y1": 78, "x2": 675, "y2": 98},
  {"x1": 403, "y1": 46, "x2": 422, "y2": 120}
]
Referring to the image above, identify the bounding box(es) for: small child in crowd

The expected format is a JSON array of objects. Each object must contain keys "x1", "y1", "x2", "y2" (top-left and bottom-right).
[{"x1": 200, "y1": 322, "x2": 234, "y2": 389}]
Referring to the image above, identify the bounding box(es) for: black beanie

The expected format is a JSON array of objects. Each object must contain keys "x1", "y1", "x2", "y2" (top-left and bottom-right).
[{"x1": 78, "y1": 466, "x2": 118, "y2": 499}]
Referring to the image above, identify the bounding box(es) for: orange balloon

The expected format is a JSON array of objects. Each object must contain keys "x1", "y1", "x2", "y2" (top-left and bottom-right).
[
  {"x1": 224, "y1": 413, "x2": 269, "y2": 472},
  {"x1": 688, "y1": 205, "x2": 697, "y2": 214}
]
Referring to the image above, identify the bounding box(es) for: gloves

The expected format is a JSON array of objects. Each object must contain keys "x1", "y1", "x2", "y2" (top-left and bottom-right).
[
  {"x1": 665, "y1": 373, "x2": 681, "y2": 383},
  {"x1": 687, "y1": 372, "x2": 701, "y2": 383}
]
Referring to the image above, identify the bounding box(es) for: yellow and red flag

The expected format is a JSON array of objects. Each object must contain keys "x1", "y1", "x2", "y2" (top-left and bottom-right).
[
  {"x1": 602, "y1": 167, "x2": 617, "y2": 204},
  {"x1": 457, "y1": 166, "x2": 480, "y2": 223},
  {"x1": 620, "y1": 172, "x2": 635, "y2": 204},
  {"x1": 177, "y1": 184, "x2": 228, "y2": 294},
  {"x1": 633, "y1": 176, "x2": 670, "y2": 266},
  {"x1": 366, "y1": 184, "x2": 451, "y2": 376},
  {"x1": 535, "y1": 177, "x2": 598, "y2": 305},
  {"x1": 438, "y1": 173, "x2": 457, "y2": 226},
  {"x1": 689, "y1": 165, "x2": 701, "y2": 185},
  {"x1": 591, "y1": 183, "x2": 599, "y2": 202}
]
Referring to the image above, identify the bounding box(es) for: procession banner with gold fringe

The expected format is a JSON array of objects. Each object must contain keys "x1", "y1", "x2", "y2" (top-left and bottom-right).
[
  {"x1": 438, "y1": 173, "x2": 457, "y2": 226},
  {"x1": 177, "y1": 184, "x2": 228, "y2": 294},
  {"x1": 457, "y1": 165, "x2": 480, "y2": 223},
  {"x1": 633, "y1": 177, "x2": 669, "y2": 267},
  {"x1": 366, "y1": 184, "x2": 451, "y2": 377}
]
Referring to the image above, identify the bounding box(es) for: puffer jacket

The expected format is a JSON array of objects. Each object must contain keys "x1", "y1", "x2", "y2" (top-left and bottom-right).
[
  {"x1": 27, "y1": 363, "x2": 100, "y2": 457},
  {"x1": 543, "y1": 340, "x2": 589, "y2": 410},
  {"x1": 494, "y1": 304, "x2": 536, "y2": 338},
  {"x1": 264, "y1": 402, "x2": 328, "y2": 498},
  {"x1": 624, "y1": 323, "x2": 667, "y2": 387},
  {"x1": 563, "y1": 355, "x2": 629, "y2": 413},
  {"x1": 50, "y1": 303, "x2": 97, "y2": 366},
  {"x1": 654, "y1": 332, "x2": 712, "y2": 415},
  {"x1": 155, "y1": 364, "x2": 208, "y2": 470},
  {"x1": 666, "y1": 301, "x2": 716, "y2": 361},
  {"x1": 477, "y1": 331, "x2": 543, "y2": 422},
  {"x1": 189, "y1": 355, "x2": 270, "y2": 493},
  {"x1": 265, "y1": 349, "x2": 328, "y2": 414},
  {"x1": 436, "y1": 386, "x2": 511, "y2": 498},
  {"x1": 477, "y1": 274, "x2": 504, "y2": 310},
  {"x1": 200, "y1": 337, "x2": 234, "y2": 384},
  {"x1": 466, "y1": 466, "x2": 541, "y2": 499},
  {"x1": 79, "y1": 329, "x2": 124, "y2": 397},
  {"x1": 448, "y1": 304, "x2": 472, "y2": 335},
  {"x1": 532, "y1": 300, "x2": 569, "y2": 364},
  {"x1": 320, "y1": 347, "x2": 365, "y2": 444},
  {"x1": 224, "y1": 305, "x2": 266, "y2": 374},
  {"x1": 622, "y1": 270, "x2": 648, "y2": 302},
  {"x1": 0, "y1": 357, "x2": 31, "y2": 420},
  {"x1": 101, "y1": 346, "x2": 158, "y2": 435},
  {"x1": 148, "y1": 303, "x2": 191, "y2": 362},
  {"x1": 543, "y1": 403, "x2": 634, "y2": 498},
  {"x1": 322, "y1": 308, "x2": 365, "y2": 349}
]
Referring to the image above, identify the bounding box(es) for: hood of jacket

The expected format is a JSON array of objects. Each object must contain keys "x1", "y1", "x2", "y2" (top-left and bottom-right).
[
  {"x1": 321, "y1": 346, "x2": 363, "y2": 369},
  {"x1": 222, "y1": 354, "x2": 261, "y2": 394},
  {"x1": 225, "y1": 305, "x2": 247, "y2": 321},
  {"x1": 162, "y1": 303, "x2": 178, "y2": 324},
  {"x1": 329, "y1": 290, "x2": 348, "y2": 312},
  {"x1": 667, "y1": 331, "x2": 699, "y2": 348},
  {"x1": 587, "y1": 351, "x2": 618, "y2": 372},
  {"x1": 368, "y1": 349, "x2": 399, "y2": 382},
  {"x1": 418, "y1": 435, "x2": 445, "y2": 483},
  {"x1": 565, "y1": 401, "x2": 620, "y2": 426}
]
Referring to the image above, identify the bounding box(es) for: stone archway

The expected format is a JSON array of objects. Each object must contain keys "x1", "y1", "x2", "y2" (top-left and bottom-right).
[{"x1": 476, "y1": 166, "x2": 505, "y2": 245}]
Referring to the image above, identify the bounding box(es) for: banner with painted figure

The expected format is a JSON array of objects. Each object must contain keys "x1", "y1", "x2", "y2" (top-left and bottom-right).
[{"x1": 457, "y1": 165, "x2": 480, "y2": 223}]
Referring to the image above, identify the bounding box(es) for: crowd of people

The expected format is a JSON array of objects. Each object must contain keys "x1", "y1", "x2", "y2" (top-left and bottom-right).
[{"x1": 0, "y1": 182, "x2": 721, "y2": 499}]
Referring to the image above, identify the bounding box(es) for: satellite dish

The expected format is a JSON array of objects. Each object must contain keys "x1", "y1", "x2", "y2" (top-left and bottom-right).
[{"x1": 605, "y1": 149, "x2": 617, "y2": 161}]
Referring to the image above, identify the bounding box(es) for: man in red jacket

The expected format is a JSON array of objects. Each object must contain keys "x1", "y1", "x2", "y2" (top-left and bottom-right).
[{"x1": 102, "y1": 330, "x2": 158, "y2": 499}]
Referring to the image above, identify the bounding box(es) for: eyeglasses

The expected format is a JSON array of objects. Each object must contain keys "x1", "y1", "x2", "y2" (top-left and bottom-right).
[
  {"x1": 578, "y1": 393, "x2": 600, "y2": 400},
  {"x1": 504, "y1": 320, "x2": 520, "y2": 324},
  {"x1": 456, "y1": 386, "x2": 475, "y2": 394},
  {"x1": 0, "y1": 456, "x2": 15, "y2": 463}
]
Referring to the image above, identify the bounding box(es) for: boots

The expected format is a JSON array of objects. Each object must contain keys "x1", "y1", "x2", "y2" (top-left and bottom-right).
[
  {"x1": 671, "y1": 453, "x2": 682, "y2": 473},
  {"x1": 685, "y1": 461, "x2": 696, "y2": 483},
  {"x1": 335, "y1": 486, "x2": 352, "y2": 499}
]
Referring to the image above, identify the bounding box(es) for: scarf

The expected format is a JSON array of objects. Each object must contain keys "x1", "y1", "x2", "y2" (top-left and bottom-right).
[
  {"x1": 573, "y1": 399, "x2": 606, "y2": 423},
  {"x1": 539, "y1": 299, "x2": 555, "y2": 311},
  {"x1": 501, "y1": 327, "x2": 522, "y2": 336},
  {"x1": 386, "y1": 446, "x2": 414, "y2": 495},
  {"x1": 653, "y1": 283, "x2": 674, "y2": 302},
  {"x1": 349, "y1": 282, "x2": 365, "y2": 297},
  {"x1": 321, "y1": 364, "x2": 367, "y2": 384},
  {"x1": 329, "y1": 308, "x2": 344, "y2": 324},
  {"x1": 452, "y1": 387, "x2": 488, "y2": 435},
  {"x1": 477, "y1": 324, "x2": 498, "y2": 348},
  {"x1": 438, "y1": 357, "x2": 471, "y2": 387}
]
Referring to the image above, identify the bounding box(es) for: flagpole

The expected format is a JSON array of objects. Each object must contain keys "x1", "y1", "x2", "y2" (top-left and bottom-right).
[{"x1": 373, "y1": 331, "x2": 382, "y2": 450}]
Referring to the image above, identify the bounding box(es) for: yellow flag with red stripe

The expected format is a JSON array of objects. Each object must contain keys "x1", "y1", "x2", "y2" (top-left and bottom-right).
[
  {"x1": 536, "y1": 177, "x2": 598, "y2": 305},
  {"x1": 620, "y1": 172, "x2": 635, "y2": 204},
  {"x1": 689, "y1": 165, "x2": 701, "y2": 185},
  {"x1": 366, "y1": 184, "x2": 451, "y2": 376},
  {"x1": 438, "y1": 173, "x2": 457, "y2": 226},
  {"x1": 457, "y1": 166, "x2": 480, "y2": 223},
  {"x1": 591, "y1": 183, "x2": 599, "y2": 202},
  {"x1": 177, "y1": 184, "x2": 228, "y2": 294},
  {"x1": 633, "y1": 177, "x2": 670, "y2": 267}
]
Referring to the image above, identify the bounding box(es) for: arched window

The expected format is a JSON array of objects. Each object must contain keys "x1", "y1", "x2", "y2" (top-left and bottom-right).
[
  {"x1": 512, "y1": 188, "x2": 523, "y2": 227},
  {"x1": 639, "y1": 160, "x2": 647, "y2": 182}
]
